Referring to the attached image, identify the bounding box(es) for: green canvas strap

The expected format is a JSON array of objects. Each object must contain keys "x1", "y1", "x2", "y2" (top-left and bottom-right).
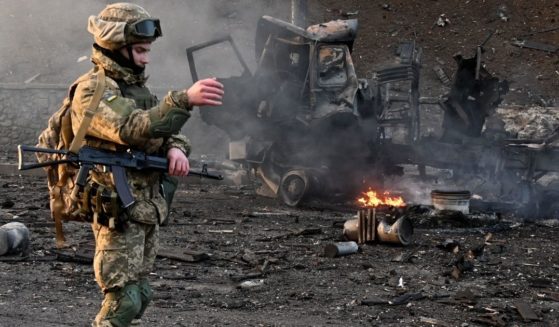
[{"x1": 68, "y1": 66, "x2": 106, "y2": 154}]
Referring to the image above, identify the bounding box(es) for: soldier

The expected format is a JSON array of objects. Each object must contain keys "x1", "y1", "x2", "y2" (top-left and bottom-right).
[{"x1": 75, "y1": 3, "x2": 224, "y2": 326}]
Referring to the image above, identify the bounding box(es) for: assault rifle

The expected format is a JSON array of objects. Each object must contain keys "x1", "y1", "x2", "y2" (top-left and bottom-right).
[{"x1": 17, "y1": 145, "x2": 223, "y2": 208}]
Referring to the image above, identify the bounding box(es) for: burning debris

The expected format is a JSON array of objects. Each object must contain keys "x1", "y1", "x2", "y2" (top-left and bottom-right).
[
  {"x1": 342, "y1": 189, "x2": 413, "y2": 246},
  {"x1": 357, "y1": 189, "x2": 406, "y2": 208}
]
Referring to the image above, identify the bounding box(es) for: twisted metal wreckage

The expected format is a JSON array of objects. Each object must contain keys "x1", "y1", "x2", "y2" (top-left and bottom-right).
[{"x1": 187, "y1": 15, "x2": 559, "y2": 217}]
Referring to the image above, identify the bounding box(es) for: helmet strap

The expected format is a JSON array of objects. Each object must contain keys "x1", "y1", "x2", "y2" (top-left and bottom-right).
[{"x1": 126, "y1": 45, "x2": 135, "y2": 65}]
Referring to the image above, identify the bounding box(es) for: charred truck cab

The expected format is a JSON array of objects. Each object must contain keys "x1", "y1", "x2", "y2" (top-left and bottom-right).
[{"x1": 188, "y1": 16, "x2": 393, "y2": 206}]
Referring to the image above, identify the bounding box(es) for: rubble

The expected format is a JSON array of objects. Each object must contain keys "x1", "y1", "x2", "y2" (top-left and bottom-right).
[{"x1": 435, "y1": 14, "x2": 450, "y2": 27}]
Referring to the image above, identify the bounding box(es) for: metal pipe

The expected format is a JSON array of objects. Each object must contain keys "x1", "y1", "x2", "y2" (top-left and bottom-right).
[{"x1": 291, "y1": 0, "x2": 308, "y2": 28}]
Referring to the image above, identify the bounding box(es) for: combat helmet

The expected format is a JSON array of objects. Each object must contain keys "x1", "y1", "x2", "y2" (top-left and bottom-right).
[{"x1": 87, "y1": 2, "x2": 162, "y2": 51}]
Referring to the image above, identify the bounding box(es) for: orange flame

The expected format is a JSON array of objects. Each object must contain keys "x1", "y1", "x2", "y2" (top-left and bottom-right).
[{"x1": 357, "y1": 189, "x2": 406, "y2": 207}]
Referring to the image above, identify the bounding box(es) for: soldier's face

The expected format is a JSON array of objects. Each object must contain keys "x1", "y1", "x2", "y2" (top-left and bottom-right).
[{"x1": 121, "y1": 42, "x2": 152, "y2": 68}]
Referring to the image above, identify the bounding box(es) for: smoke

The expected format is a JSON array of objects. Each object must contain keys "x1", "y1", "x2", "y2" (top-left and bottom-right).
[{"x1": 0, "y1": 0, "x2": 288, "y2": 158}]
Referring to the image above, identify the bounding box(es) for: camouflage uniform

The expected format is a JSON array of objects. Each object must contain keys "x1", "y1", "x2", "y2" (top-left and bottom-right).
[{"x1": 72, "y1": 3, "x2": 192, "y2": 326}]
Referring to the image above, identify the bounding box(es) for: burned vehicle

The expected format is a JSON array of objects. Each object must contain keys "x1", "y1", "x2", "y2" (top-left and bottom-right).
[
  {"x1": 187, "y1": 16, "x2": 559, "y2": 217},
  {"x1": 187, "y1": 16, "x2": 421, "y2": 206}
]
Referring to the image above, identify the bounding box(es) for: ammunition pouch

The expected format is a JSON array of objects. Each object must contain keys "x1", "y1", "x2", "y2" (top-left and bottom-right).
[
  {"x1": 149, "y1": 108, "x2": 190, "y2": 138},
  {"x1": 79, "y1": 181, "x2": 127, "y2": 231}
]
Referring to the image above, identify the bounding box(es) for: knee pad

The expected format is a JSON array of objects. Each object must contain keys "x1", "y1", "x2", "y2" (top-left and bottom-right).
[
  {"x1": 107, "y1": 284, "x2": 142, "y2": 327},
  {"x1": 136, "y1": 280, "x2": 154, "y2": 318}
]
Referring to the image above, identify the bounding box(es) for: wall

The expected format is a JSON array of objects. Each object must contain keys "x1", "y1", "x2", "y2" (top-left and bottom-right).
[{"x1": 0, "y1": 84, "x2": 66, "y2": 162}]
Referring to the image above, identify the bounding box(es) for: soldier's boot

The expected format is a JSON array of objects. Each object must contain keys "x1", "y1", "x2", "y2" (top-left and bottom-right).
[
  {"x1": 135, "y1": 279, "x2": 154, "y2": 320},
  {"x1": 93, "y1": 284, "x2": 142, "y2": 327}
]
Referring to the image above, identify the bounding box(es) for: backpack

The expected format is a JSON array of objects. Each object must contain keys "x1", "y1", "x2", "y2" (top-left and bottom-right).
[{"x1": 36, "y1": 68, "x2": 106, "y2": 248}]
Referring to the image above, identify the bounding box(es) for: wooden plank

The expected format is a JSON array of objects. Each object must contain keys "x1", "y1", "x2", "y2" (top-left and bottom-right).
[
  {"x1": 512, "y1": 40, "x2": 558, "y2": 53},
  {"x1": 158, "y1": 248, "x2": 209, "y2": 263},
  {"x1": 514, "y1": 301, "x2": 540, "y2": 321}
]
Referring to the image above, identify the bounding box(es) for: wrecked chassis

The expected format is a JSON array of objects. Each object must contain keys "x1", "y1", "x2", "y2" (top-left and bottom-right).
[{"x1": 186, "y1": 16, "x2": 559, "y2": 217}]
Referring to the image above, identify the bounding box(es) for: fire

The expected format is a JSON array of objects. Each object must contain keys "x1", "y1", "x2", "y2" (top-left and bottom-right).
[{"x1": 357, "y1": 189, "x2": 406, "y2": 207}]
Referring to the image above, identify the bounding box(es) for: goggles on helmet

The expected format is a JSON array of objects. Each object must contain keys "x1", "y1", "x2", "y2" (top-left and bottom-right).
[{"x1": 129, "y1": 19, "x2": 162, "y2": 38}]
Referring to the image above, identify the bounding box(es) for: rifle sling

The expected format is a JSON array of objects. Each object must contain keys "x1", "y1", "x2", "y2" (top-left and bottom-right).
[{"x1": 68, "y1": 67, "x2": 106, "y2": 154}]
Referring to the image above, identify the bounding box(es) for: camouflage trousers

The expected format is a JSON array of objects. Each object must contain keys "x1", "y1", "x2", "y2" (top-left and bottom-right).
[{"x1": 91, "y1": 221, "x2": 159, "y2": 291}]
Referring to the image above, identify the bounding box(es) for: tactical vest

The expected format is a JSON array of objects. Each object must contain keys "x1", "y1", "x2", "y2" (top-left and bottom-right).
[
  {"x1": 115, "y1": 80, "x2": 177, "y2": 225},
  {"x1": 116, "y1": 80, "x2": 158, "y2": 110}
]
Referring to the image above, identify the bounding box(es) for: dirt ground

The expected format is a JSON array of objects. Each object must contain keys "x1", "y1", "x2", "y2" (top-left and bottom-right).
[
  {"x1": 2, "y1": 1, "x2": 559, "y2": 327},
  {"x1": 1, "y1": 174, "x2": 559, "y2": 326}
]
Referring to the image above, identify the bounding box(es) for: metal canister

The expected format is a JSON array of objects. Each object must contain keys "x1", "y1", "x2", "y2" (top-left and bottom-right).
[{"x1": 324, "y1": 241, "x2": 359, "y2": 258}]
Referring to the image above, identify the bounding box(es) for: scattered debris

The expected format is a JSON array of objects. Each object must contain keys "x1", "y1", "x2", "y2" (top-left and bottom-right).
[
  {"x1": 391, "y1": 249, "x2": 417, "y2": 263},
  {"x1": 497, "y1": 5, "x2": 509, "y2": 22},
  {"x1": 449, "y1": 254, "x2": 474, "y2": 280},
  {"x1": 157, "y1": 248, "x2": 210, "y2": 263},
  {"x1": 471, "y1": 313, "x2": 507, "y2": 327},
  {"x1": 360, "y1": 296, "x2": 388, "y2": 306},
  {"x1": 77, "y1": 55, "x2": 88, "y2": 63},
  {"x1": 538, "y1": 291, "x2": 559, "y2": 302},
  {"x1": 389, "y1": 292, "x2": 425, "y2": 305},
  {"x1": 511, "y1": 39, "x2": 558, "y2": 53},
  {"x1": 433, "y1": 65, "x2": 451, "y2": 86},
  {"x1": 535, "y1": 219, "x2": 559, "y2": 227},
  {"x1": 419, "y1": 316, "x2": 451, "y2": 327},
  {"x1": 436, "y1": 14, "x2": 450, "y2": 27},
  {"x1": 229, "y1": 272, "x2": 263, "y2": 282},
  {"x1": 520, "y1": 26, "x2": 559, "y2": 37},
  {"x1": 528, "y1": 277, "x2": 552, "y2": 288},
  {"x1": 207, "y1": 229, "x2": 234, "y2": 234},
  {"x1": 249, "y1": 210, "x2": 291, "y2": 217},
  {"x1": 454, "y1": 288, "x2": 477, "y2": 305},
  {"x1": 255, "y1": 227, "x2": 322, "y2": 242},
  {"x1": 237, "y1": 279, "x2": 264, "y2": 289},
  {"x1": 514, "y1": 301, "x2": 541, "y2": 322},
  {"x1": 1, "y1": 199, "x2": 14, "y2": 209},
  {"x1": 437, "y1": 239, "x2": 460, "y2": 253}
]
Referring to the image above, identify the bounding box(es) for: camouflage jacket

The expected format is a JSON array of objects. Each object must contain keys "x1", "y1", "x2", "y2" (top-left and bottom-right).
[{"x1": 70, "y1": 46, "x2": 191, "y2": 224}]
